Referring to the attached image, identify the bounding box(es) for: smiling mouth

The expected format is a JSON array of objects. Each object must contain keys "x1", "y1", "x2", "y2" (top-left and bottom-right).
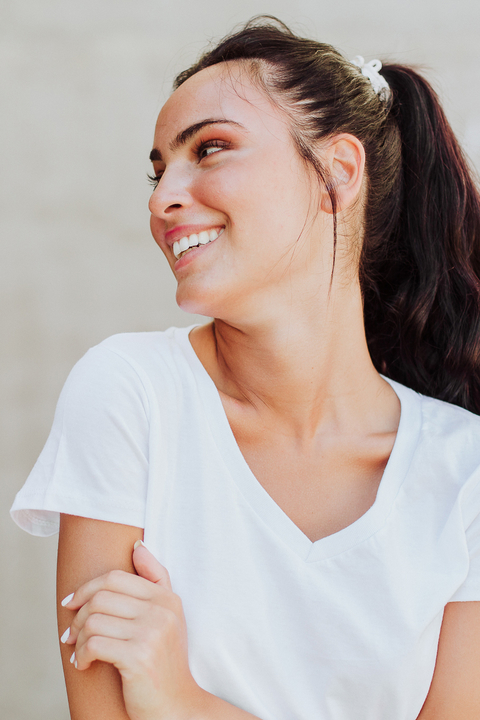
[{"x1": 173, "y1": 228, "x2": 224, "y2": 260}]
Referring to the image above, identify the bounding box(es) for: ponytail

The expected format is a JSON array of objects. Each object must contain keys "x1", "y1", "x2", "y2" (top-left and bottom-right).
[{"x1": 362, "y1": 65, "x2": 480, "y2": 413}]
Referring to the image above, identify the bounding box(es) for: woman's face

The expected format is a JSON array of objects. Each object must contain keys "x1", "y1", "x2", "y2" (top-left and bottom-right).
[{"x1": 149, "y1": 62, "x2": 331, "y2": 321}]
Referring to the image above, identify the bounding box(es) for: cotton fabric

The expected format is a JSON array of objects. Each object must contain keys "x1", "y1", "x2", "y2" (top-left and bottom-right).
[{"x1": 10, "y1": 326, "x2": 480, "y2": 720}]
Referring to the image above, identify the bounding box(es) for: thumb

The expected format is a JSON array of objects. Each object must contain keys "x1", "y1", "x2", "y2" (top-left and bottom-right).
[{"x1": 132, "y1": 540, "x2": 172, "y2": 589}]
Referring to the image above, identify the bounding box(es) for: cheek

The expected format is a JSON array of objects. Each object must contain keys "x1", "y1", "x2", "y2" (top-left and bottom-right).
[
  {"x1": 150, "y1": 216, "x2": 171, "y2": 261},
  {"x1": 192, "y1": 166, "x2": 243, "y2": 210},
  {"x1": 150, "y1": 215, "x2": 163, "y2": 247},
  {"x1": 193, "y1": 160, "x2": 292, "y2": 231}
]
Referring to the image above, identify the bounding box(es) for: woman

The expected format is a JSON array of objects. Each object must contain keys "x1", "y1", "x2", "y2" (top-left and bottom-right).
[{"x1": 11, "y1": 16, "x2": 480, "y2": 720}]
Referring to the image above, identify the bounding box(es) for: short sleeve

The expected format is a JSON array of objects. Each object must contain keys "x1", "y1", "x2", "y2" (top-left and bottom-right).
[
  {"x1": 450, "y1": 475, "x2": 480, "y2": 602},
  {"x1": 10, "y1": 343, "x2": 150, "y2": 536}
]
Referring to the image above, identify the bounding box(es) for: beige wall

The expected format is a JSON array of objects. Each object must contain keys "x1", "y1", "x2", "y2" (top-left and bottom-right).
[{"x1": 2, "y1": 0, "x2": 479, "y2": 717}]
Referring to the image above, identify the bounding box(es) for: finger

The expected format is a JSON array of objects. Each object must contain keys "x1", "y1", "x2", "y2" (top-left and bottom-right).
[
  {"x1": 74, "y1": 632, "x2": 132, "y2": 672},
  {"x1": 61, "y1": 568, "x2": 160, "y2": 610},
  {"x1": 65, "y1": 591, "x2": 145, "y2": 645},
  {"x1": 75, "y1": 613, "x2": 135, "y2": 667},
  {"x1": 133, "y1": 542, "x2": 172, "y2": 589}
]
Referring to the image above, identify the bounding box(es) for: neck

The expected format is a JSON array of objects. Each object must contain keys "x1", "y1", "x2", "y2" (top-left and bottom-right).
[{"x1": 190, "y1": 279, "x2": 398, "y2": 440}]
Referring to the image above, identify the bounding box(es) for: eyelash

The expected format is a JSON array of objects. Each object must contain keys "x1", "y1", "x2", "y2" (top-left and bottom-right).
[
  {"x1": 147, "y1": 139, "x2": 229, "y2": 189},
  {"x1": 147, "y1": 172, "x2": 163, "y2": 189},
  {"x1": 194, "y1": 138, "x2": 228, "y2": 160}
]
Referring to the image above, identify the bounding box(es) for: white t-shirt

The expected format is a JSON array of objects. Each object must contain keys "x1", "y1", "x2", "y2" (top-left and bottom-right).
[{"x1": 10, "y1": 326, "x2": 480, "y2": 720}]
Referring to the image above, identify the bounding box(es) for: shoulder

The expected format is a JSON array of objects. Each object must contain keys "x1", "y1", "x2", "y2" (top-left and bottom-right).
[
  {"x1": 86, "y1": 327, "x2": 183, "y2": 368},
  {"x1": 417, "y1": 392, "x2": 480, "y2": 469},
  {"x1": 388, "y1": 375, "x2": 480, "y2": 433},
  {"x1": 387, "y1": 376, "x2": 480, "y2": 494},
  {"x1": 389, "y1": 375, "x2": 480, "y2": 448},
  {"x1": 59, "y1": 326, "x2": 202, "y2": 429},
  {"x1": 68, "y1": 326, "x2": 193, "y2": 390},
  {"x1": 423, "y1": 396, "x2": 480, "y2": 504},
  {"x1": 419, "y1": 391, "x2": 480, "y2": 432},
  {"x1": 53, "y1": 328, "x2": 185, "y2": 424}
]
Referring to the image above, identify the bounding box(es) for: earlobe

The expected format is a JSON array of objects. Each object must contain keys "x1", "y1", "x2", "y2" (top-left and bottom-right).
[{"x1": 319, "y1": 134, "x2": 365, "y2": 214}]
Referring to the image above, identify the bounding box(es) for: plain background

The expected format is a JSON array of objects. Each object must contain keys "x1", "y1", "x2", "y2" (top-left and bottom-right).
[{"x1": 2, "y1": 0, "x2": 480, "y2": 717}]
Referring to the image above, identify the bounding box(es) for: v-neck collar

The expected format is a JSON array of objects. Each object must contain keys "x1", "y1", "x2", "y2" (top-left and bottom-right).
[{"x1": 174, "y1": 325, "x2": 422, "y2": 563}]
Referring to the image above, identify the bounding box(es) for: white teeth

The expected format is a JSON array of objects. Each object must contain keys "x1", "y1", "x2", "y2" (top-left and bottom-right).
[{"x1": 172, "y1": 228, "x2": 223, "y2": 259}]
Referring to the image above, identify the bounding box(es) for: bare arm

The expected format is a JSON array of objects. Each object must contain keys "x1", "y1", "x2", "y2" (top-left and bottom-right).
[
  {"x1": 417, "y1": 601, "x2": 480, "y2": 719},
  {"x1": 57, "y1": 514, "x2": 143, "y2": 719},
  {"x1": 57, "y1": 515, "x2": 261, "y2": 720}
]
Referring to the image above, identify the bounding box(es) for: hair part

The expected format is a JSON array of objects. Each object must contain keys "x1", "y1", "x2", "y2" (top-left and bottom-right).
[{"x1": 174, "y1": 16, "x2": 480, "y2": 414}]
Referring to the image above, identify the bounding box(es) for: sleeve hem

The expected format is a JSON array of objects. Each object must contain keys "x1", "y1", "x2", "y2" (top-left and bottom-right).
[
  {"x1": 10, "y1": 494, "x2": 145, "y2": 537},
  {"x1": 449, "y1": 588, "x2": 480, "y2": 603}
]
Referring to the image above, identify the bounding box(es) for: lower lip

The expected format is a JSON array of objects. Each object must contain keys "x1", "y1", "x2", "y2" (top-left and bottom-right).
[{"x1": 173, "y1": 236, "x2": 220, "y2": 271}]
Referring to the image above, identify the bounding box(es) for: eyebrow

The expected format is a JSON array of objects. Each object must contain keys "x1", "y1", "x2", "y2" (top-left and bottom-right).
[{"x1": 149, "y1": 119, "x2": 245, "y2": 162}]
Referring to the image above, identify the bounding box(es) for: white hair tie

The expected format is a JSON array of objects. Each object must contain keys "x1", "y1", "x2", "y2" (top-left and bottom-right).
[{"x1": 351, "y1": 56, "x2": 391, "y2": 102}]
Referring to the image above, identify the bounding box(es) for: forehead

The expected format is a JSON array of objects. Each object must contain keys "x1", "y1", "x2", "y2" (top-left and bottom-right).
[{"x1": 154, "y1": 62, "x2": 286, "y2": 139}]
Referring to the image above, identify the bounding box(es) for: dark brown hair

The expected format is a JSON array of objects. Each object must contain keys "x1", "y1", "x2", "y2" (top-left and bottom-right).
[{"x1": 174, "y1": 17, "x2": 480, "y2": 413}]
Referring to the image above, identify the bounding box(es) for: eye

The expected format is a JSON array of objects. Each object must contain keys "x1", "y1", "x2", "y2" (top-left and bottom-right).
[
  {"x1": 147, "y1": 172, "x2": 164, "y2": 190},
  {"x1": 196, "y1": 139, "x2": 229, "y2": 161}
]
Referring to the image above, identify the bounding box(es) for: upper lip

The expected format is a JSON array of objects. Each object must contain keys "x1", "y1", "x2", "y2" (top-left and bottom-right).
[{"x1": 164, "y1": 224, "x2": 225, "y2": 247}]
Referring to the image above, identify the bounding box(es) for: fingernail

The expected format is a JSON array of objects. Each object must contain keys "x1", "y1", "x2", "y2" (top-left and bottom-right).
[
  {"x1": 60, "y1": 627, "x2": 70, "y2": 644},
  {"x1": 134, "y1": 540, "x2": 146, "y2": 550},
  {"x1": 61, "y1": 593, "x2": 74, "y2": 607},
  {"x1": 74, "y1": 659, "x2": 78, "y2": 669},
  {"x1": 70, "y1": 651, "x2": 75, "y2": 664}
]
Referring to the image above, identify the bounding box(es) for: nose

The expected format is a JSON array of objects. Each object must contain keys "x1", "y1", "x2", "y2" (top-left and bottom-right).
[{"x1": 148, "y1": 166, "x2": 193, "y2": 219}]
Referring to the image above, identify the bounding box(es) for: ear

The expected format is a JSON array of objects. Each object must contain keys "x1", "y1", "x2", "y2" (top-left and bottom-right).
[{"x1": 318, "y1": 134, "x2": 365, "y2": 214}]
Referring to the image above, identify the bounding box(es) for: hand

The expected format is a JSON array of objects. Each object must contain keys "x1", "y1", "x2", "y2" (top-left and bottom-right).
[{"x1": 61, "y1": 542, "x2": 208, "y2": 720}]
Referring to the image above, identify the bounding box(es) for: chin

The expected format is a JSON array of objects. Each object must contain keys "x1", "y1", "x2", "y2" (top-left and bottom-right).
[
  {"x1": 175, "y1": 277, "x2": 243, "y2": 321},
  {"x1": 175, "y1": 288, "x2": 217, "y2": 318}
]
